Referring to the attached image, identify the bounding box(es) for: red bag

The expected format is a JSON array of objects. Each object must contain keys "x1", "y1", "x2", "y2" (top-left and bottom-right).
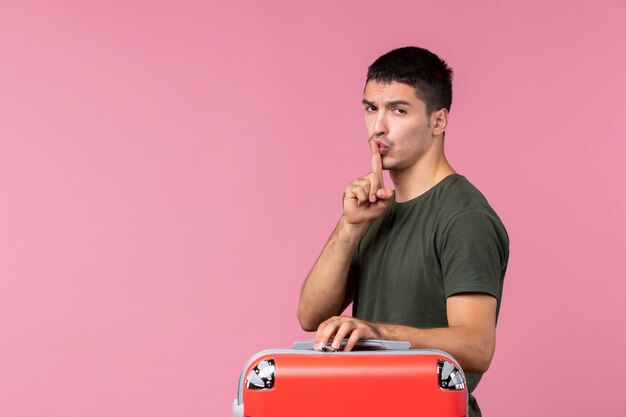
[{"x1": 233, "y1": 340, "x2": 468, "y2": 417}]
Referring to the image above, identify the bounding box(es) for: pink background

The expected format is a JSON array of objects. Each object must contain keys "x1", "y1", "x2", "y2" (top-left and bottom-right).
[{"x1": 1, "y1": 1, "x2": 625, "y2": 416}]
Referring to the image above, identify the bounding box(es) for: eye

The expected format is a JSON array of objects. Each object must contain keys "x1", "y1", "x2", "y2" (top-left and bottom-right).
[
  {"x1": 393, "y1": 108, "x2": 407, "y2": 115},
  {"x1": 365, "y1": 105, "x2": 377, "y2": 112}
]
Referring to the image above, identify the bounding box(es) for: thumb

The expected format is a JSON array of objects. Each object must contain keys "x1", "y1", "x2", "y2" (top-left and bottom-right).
[{"x1": 376, "y1": 188, "x2": 394, "y2": 200}]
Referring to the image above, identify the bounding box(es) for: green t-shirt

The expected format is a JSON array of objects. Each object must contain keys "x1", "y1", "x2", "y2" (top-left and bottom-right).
[{"x1": 351, "y1": 174, "x2": 509, "y2": 417}]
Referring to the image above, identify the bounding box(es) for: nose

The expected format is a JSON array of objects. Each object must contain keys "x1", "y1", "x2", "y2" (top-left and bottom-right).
[{"x1": 372, "y1": 111, "x2": 388, "y2": 137}]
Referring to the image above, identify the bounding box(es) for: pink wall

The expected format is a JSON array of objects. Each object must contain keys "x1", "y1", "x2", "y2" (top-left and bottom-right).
[{"x1": 1, "y1": 1, "x2": 625, "y2": 415}]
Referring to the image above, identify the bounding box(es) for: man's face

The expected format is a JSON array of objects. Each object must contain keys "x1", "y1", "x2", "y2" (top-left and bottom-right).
[{"x1": 363, "y1": 80, "x2": 435, "y2": 172}]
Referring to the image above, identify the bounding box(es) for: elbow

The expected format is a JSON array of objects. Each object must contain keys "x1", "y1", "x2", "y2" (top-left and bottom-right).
[
  {"x1": 296, "y1": 304, "x2": 320, "y2": 332},
  {"x1": 299, "y1": 320, "x2": 318, "y2": 333},
  {"x1": 297, "y1": 314, "x2": 317, "y2": 333},
  {"x1": 457, "y1": 334, "x2": 495, "y2": 373},
  {"x1": 472, "y1": 356, "x2": 492, "y2": 374},
  {"x1": 469, "y1": 340, "x2": 496, "y2": 374}
]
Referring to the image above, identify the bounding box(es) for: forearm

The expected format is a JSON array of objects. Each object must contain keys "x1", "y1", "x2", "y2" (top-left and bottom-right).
[
  {"x1": 297, "y1": 217, "x2": 369, "y2": 331},
  {"x1": 376, "y1": 323, "x2": 495, "y2": 373}
]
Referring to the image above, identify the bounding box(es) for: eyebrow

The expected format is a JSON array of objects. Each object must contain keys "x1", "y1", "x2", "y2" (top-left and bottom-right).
[{"x1": 362, "y1": 99, "x2": 412, "y2": 107}]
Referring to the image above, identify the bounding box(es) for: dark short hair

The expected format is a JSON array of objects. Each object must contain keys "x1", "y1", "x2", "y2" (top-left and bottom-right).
[{"x1": 366, "y1": 46, "x2": 453, "y2": 114}]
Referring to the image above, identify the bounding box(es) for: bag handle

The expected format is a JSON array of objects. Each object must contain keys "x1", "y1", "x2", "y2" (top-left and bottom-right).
[{"x1": 292, "y1": 339, "x2": 411, "y2": 351}]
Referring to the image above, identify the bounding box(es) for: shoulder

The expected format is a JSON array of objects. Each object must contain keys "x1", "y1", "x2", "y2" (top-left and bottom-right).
[
  {"x1": 432, "y1": 175, "x2": 501, "y2": 222},
  {"x1": 434, "y1": 175, "x2": 488, "y2": 209},
  {"x1": 431, "y1": 175, "x2": 509, "y2": 244}
]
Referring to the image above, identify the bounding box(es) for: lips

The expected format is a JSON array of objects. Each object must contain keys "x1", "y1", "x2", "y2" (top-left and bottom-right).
[{"x1": 373, "y1": 138, "x2": 390, "y2": 155}]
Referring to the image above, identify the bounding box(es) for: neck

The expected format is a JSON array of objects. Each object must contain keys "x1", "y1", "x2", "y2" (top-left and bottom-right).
[{"x1": 390, "y1": 146, "x2": 455, "y2": 203}]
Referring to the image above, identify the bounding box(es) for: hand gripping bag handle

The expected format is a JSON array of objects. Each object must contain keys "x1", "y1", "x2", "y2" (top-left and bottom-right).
[{"x1": 292, "y1": 339, "x2": 411, "y2": 351}]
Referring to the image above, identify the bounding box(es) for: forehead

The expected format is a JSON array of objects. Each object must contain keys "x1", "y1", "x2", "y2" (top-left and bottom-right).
[{"x1": 363, "y1": 80, "x2": 424, "y2": 106}]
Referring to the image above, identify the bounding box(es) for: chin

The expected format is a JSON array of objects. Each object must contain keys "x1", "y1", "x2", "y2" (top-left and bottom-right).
[{"x1": 381, "y1": 159, "x2": 395, "y2": 171}]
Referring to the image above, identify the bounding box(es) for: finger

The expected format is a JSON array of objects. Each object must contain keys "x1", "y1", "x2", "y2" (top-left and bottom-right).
[
  {"x1": 313, "y1": 320, "x2": 331, "y2": 349},
  {"x1": 376, "y1": 187, "x2": 394, "y2": 200},
  {"x1": 368, "y1": 142, "x2": 385, "y2": 201},
  {"x1": 316, "y1": 317, "x2": 340, "y2": 347},
  {"x1": 331, "y1": 321, "x2": 354, "y2": 350},
  {"x1": 370, "y1": 139, "x2": 383, "y2": 173},
  {"x1": 368, "y1": 173, "x2": 380, "y2": 203},
  {"x1": 348, "y1": 179, "x2": 371, "y2": 206},
  {"x1": 346, "y1": 179, "x2": 370, "y2": 198},
  {"x1": 351, "y1": 186, "x2": 369, "y2": 206},
  {"x1": 343, "y1": 329, "x2": 362, "y2": 352},
  {"x1": 355, "y1": 178, "x2": 372, "y2": 199}
]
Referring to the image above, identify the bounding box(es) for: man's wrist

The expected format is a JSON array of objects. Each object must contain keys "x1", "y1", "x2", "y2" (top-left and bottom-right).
[
  {"x1": 337, "y1": 217, "x2": 371, "y2": 242},
  {"x1": 372, "y1": 322, "x2": 388, "y2": 340},
  {"x1": 370, "y1": 322, "x2": 409, "y2": 345}
]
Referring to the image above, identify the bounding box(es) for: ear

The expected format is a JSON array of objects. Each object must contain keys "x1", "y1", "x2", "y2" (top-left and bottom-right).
[{"x1": 431, "y1": 108, "x2": 449, "y2": 136}]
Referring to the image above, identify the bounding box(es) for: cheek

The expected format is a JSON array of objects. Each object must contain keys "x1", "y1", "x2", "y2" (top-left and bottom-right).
[
  {"x1": 395, "y1": 123, "x2": 420, "y2": 142},
  {"x1": 394, "y1": 125, "x2": 428, "y2": 153},
  {"x1": 406, "y1": 122, "x2": 429, "y2": 142}
]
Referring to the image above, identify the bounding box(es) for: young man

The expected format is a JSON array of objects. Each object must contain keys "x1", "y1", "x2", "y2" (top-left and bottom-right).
[{"x1": 297, "y1": 46, "x2": 509, "y2": 416}]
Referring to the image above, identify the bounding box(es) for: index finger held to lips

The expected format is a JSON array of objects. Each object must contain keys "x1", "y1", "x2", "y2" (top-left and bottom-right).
[{"x1": 370, "y1": 139, "x2": 383, "y2": 173}]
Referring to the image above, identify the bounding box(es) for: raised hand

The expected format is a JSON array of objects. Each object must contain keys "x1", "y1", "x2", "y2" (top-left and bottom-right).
[{"x1": 342, "y1": 139, "x2": 394, "y2": 225}]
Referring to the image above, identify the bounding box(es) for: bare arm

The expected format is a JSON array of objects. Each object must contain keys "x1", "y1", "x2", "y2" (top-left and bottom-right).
[
  {"x1": 314, "y1": 293, "x2": 497, "y2": 373},
  {"x1": 296, "y1": 219, "x2": 366, "y2": 331},
  {"x1": 297, "y1": 139, "x2": 394, "y2": 331}
]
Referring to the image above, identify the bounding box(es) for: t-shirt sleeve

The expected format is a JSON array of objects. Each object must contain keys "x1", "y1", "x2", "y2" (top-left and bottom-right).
[{"x1": 439, "y1": 209, "x2": 508, "y2": 300}]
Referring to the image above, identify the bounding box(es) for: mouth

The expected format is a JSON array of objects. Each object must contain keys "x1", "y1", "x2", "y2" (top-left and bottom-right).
[{"x1": 373, "y1": 138, "x2": 390, "y2": 155}]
